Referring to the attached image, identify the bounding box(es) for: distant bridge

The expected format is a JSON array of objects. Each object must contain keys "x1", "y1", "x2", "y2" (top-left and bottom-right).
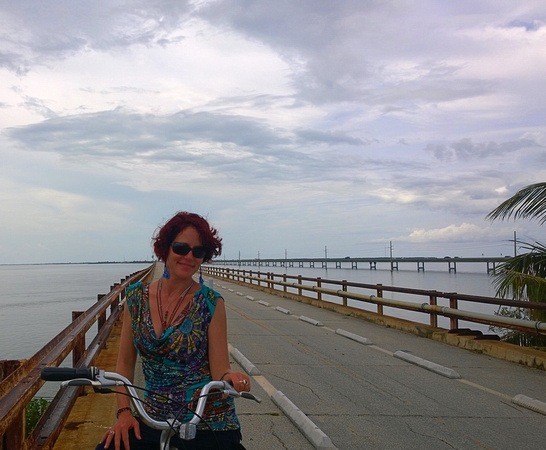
[{"x1": 212, "y1": 256, "x2": 511, "y2": 274}]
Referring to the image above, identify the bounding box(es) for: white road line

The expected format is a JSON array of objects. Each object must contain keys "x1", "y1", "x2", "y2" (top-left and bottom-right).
[
  {"x1": 394, "y1": 350, "x2": 461, "y2": 379},
  {"x1": 229, "y1": 344, "x2": 337, "y2": 449}
]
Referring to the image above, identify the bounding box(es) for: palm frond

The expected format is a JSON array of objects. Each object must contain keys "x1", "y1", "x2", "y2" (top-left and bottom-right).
[
  {"x1": 493, "y1": 241, "x2": 546, "y2": 303},
  {"x1": 493, "y1": 270, "x2": 546, "y2": 300},
  {"x1": 486, "y1": 182, "x2": 546, "y2": 224}
]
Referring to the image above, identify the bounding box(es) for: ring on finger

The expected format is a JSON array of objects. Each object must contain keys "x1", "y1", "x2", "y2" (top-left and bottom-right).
[{"x1": 109, "y1": 430, "x2": 115, "y2": 435}]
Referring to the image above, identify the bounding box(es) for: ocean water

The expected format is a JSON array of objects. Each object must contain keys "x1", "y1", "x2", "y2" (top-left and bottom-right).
[
  {"x1": 0, "y1": 262, "x2": 503, "y2": 362},
  {"x1": 0, "y1": 263, "x2": 150, "y2": 361}
]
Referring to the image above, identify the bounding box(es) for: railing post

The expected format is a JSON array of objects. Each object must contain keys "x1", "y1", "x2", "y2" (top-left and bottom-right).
[
  {"x1": 448, "y1": 294, "x2": 458, "y2": 330},
  {"x1": 317, "y1": 277, "x2": 322, "y2": 301},
  {"x1": 429, "y1": 292, "x2": 438, "y2": 328},
  {"x1": 341, "y1": 280, "x2": 348, "y2": 307},
  {"x1": 0, "y1": 360, "x2": 24, "y2": 449},
  {"x1": 72, "y1": 311, "x2": 85, "y2": 367},
  {"x1": 376, "y1": 284, "x2": 384, "y2": 315},
  {"x1": 283, "y1": 274, "x2": 287, "y2": 293},
  {"x1": 71, "y1": 311, "x2": 87, "y2": 399},
  {"x1": 297, "y1": 275, "x2": 303, "y2": 296},
  {"x1": 110, "y1": 285, "x2": 120, "y2": 316},
  {"x1": 97, "y1": 294, "x2": 107, "y2": 331}
]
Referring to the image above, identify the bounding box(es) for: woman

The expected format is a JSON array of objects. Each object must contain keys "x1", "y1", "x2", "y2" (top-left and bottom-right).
[{"x1": 97, "y1": 211, "x2": 251, "y2": 450}]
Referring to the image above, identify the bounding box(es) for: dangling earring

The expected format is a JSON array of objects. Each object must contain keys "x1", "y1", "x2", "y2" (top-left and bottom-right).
[
  {"x1": 199, "y1": 265, "x2": 204, "y2": 285},
  {"x1": 162, "y1": 264, "x2": 170, "y2": 279}
]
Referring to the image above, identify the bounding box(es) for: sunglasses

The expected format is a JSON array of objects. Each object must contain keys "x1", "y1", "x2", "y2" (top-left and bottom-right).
[{"x1": 171, "y1": 242, "x2": 207, "y2": 259}]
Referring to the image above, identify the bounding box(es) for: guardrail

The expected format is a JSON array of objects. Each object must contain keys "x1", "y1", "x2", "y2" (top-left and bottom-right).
[
  {"x1": 203, "y1": 266, "x2": 546, "y2": 337},
  {"x1": 0, "y1": 264, "x2": 154, "y2": 450}
]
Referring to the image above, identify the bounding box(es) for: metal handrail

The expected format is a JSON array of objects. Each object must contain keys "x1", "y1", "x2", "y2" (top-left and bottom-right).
[
  {"x1": 203, "y1": 266, "x2": 546, "y2": 336},
  {"x1": 0, "y1": 264, "x2": 154, "y2": 449}
]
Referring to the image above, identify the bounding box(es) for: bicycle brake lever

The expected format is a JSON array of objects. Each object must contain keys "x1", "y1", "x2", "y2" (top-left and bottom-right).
[
  {"x1": 60, "y1": 379, "x2": 100, "y2": 387},
  {"x1": 221, "y1": 387, "x2": 262, "y2": 403},
  {"x1": 94, "y1": 387, "x2": 115, "y2": 393},
  {"x1": 240, "y1": 392, "x2": 262, "y2": 403}
]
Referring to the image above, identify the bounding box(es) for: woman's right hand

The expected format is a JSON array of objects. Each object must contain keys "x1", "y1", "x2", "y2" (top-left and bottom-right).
[{"x1": 100, "y1": 410, "x2": 141, "y2": 450}]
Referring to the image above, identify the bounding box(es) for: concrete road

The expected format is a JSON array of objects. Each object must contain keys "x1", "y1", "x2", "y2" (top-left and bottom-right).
[{"x1": 215, "y1": 278, "x2": 546, "y2": 450}]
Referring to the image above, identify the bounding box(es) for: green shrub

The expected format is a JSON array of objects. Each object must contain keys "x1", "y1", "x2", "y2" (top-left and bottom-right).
[{"x1": 26, "y1": 397, "x2": 50, "y2": 436}]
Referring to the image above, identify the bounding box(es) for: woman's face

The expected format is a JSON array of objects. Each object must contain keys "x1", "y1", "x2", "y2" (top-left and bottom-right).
[{"x1": 166, "y1": 226, "x2": 204, "y2": 281}]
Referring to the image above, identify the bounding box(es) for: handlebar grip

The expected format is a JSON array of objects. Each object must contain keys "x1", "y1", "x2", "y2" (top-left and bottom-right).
[{"x1": 41, "y1": 367, "x2": 98, "y2": 381}]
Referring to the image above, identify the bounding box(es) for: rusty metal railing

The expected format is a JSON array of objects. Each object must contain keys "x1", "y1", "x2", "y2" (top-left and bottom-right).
[
  {"x1": 0, "y1": 264, "x2": 154, "y2": 450},
  {"x1": 203, "y1": 266, "x2": 546, "y2": 337}
]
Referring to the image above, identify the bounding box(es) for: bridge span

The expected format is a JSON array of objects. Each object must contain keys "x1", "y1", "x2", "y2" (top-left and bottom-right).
[{"x1": 214, "y1": 256, "x2": 510, "y2": 274}]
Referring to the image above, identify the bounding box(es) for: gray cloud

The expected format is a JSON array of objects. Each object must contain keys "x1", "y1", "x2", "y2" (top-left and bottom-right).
[
  {"x1": 0, "y1": 50, "x2": 30, "y2": 75},
  {"x1": 0, "y1": 0, "x2": 193, "y2": 69},
  {"x1": 506, "y1": 19, "x2": 544, "y2": 32},
  {"x1": 295, "y1": 129, "x2": 367, "y2": 146},
  {"x1": 197, "y1": 1, "x2": 511, "y2": 106},
  {"x1": 426, "y1": 138, "x2": 542, "y2": 162},
  {"x1": 7, "y1": 108, "x2": 283, "y2": 152},
  {"x1": 5, "y1": 108, "x2": 348, "y2": 183}
]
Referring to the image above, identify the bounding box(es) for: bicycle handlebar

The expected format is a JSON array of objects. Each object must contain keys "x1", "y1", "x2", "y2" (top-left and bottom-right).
[
  {"x1": 41, "y1": 366, "x2": 100, "y2": 381},
  {"x1": 40, "y1": 366, "x2": 260, "y2": 444}
]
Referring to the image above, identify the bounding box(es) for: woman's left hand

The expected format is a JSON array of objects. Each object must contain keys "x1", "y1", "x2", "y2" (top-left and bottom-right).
[{"x1": 223, "y1": 371, "x2": 251, "y2": 392}]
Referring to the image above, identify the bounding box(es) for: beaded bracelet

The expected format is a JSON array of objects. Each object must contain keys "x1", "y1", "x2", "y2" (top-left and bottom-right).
[{"x1": 116, "y1": 407, "x2": 132, "y2": 418}]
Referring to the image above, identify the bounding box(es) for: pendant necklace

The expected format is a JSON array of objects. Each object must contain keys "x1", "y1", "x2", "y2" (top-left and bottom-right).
[{"x1": 157, "y1": 279, "x2": 194, "y2": 330}]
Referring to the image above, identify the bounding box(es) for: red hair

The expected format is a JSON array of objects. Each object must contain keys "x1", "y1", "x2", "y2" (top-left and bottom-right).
[{"x1": 152, "y1": 211, "x2": 222, "y2": 263}]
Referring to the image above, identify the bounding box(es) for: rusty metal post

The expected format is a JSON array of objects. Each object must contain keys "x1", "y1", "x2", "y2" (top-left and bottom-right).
[
  {"x1": 71, "y1": 312, "x2": 85, "y2": 367},
  {"x1": 97, "y1": 294, "x2": 107, "y2": 331},
  {"x1": 341, "y1": 280, "x2": 348, "y2": 307},
  {"x1": 429, "y1": 293, "x2": 438, "y2": 328},
  {"x1": 376, "y1": 284, "x2": 384, "y2": 315},
  {"x1": 316, "y1": 277, "x2": 322, "y2": 301},
  {"x1": 449, "y1": 294, "x2": 458, "y2": 330},
  {"x1": 0, "y1": 360, "x2": 24, "y2": 450},
  {"x1": 109, "y1": 284, "x2": 120, "y2": 315}
]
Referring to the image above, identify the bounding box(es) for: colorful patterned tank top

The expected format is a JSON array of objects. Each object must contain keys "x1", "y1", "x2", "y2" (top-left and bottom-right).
[{"x1": 126, "y1": 282, "x2": 240, "y2": 431}]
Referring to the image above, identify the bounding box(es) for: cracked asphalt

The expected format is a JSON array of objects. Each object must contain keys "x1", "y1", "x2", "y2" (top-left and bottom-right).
[{"x1": 216, "y1": 277, "x2": 546, "y2": 450}]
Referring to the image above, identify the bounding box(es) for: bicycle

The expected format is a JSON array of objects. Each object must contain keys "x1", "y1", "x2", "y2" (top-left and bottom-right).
[{"x1": 41, "y1": 366, "x2": 261, "y2": 450}]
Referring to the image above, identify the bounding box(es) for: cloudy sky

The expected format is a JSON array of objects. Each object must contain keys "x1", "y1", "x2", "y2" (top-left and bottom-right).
[{"x1": 1, "y1": 0, "x2": 545, "y2": 264}]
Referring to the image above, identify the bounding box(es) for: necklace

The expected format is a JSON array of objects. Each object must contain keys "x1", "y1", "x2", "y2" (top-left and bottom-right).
[{"x1": 156, "y1": 279, "x2": 194, "y2": 330}]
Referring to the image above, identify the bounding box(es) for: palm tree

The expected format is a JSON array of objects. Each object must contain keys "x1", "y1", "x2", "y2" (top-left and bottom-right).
[{"x1": 486, "y1": 182, "x2": 546, "y2": 346}]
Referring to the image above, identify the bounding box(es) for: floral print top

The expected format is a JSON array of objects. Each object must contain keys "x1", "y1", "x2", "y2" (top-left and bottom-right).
[{"x1": 126, "y1": 281, "x2": 240, "y2": 430}]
